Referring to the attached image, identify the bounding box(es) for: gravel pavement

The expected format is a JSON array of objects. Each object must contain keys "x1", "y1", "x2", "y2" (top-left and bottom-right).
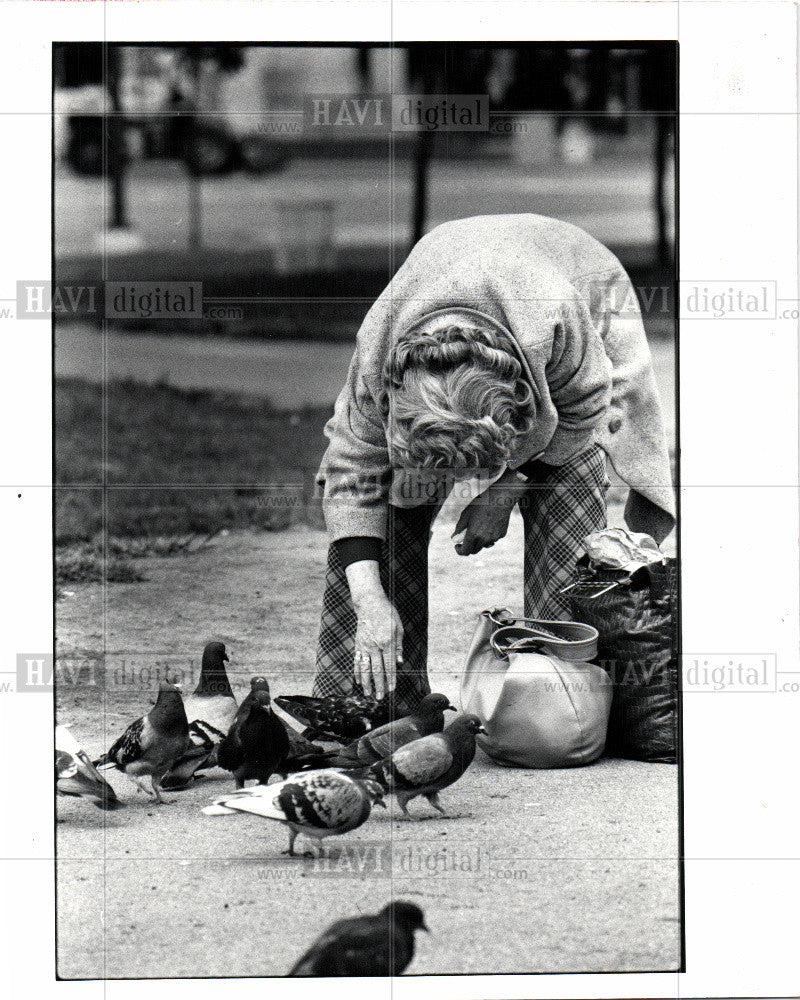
[{"x1": 56, "y1": 517, "x2": 680, "y2": 979}]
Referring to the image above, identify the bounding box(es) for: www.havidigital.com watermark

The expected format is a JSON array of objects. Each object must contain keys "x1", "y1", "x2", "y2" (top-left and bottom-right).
[
  {"x1": 253, "y1": 842, "x2": 529, "y2": 881},
  {"x1": 12, "y1": 653, "x2": 207, "y2": 694},
  {"x1": 304, "y1": 93, "x2": 489, "y2": 132},
  {"x1": 16, "y1": 281, "x2": 241, "y2": 322},
  {"x1": 12, "y1": 279, "x2": 796, "y2": 324},
  {"x1": 9, "y1": 652, "x2": 798, "y2": 695}
]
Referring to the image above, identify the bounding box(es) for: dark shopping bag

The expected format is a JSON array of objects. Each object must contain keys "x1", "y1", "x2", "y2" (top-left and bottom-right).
[{"x1": 565, "y1": 551, "x2": 678, "y2": 763}]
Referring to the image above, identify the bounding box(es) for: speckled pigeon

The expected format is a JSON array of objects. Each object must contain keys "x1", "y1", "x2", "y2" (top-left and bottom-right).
[
  {"x1": 273, "y1": 692, "x2": 398, "y2": 743},
  {"x1": 56, "y1": 725, "x2": 124, "y2": 810},
  {"x1": 202, "y1": 768, "x2": 386, "y2": 855},
  {"x1": 94, "y1": 681, "x2": 190, "y2": 804},
  {"x1": 289, "y1": 901, "x2": 428, "y2": 976},
  {"x1": 331, "y1": 693, "x2": 456, "y2": 767},
  {"x1": 366, "y1": 714, "x2": 485, "y2": 819}
]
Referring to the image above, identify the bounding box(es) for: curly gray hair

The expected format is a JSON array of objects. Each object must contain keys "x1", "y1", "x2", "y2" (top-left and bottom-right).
[{"x1": 381, "y1": 324, "x2": 536, "y2": 472}]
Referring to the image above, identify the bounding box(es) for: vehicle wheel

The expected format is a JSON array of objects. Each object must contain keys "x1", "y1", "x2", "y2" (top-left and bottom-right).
[
  {"x1": 184, "y1": 125, "x2": 236, "y2": 176},
  {"x1": 238, "y1": 135, "x2": 288, "y2": 174},
  {"x1": 66, "y1": 117, "x2": 104, "y2": 176}
]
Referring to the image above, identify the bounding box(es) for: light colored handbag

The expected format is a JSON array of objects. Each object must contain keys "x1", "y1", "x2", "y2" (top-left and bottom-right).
[{"x1": 460, "y1": 609, "x2": 612, "y2": 768}]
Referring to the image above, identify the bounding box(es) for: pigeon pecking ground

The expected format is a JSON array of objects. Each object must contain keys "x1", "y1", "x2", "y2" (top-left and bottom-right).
[{"x1": 55, "y1": 511, "x2": 680, "y2": 978}]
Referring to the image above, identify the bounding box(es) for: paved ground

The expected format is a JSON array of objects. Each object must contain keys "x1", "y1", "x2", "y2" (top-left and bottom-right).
[
  {"x1": 56, "y1": 518, "x2": 680, "y2": 979},
  {"x1": 54, "y1": 327, "x2": 676, "y2": 438},
  {"x1": 56, "y1": 155, "x2": 667, "y2": 257}
]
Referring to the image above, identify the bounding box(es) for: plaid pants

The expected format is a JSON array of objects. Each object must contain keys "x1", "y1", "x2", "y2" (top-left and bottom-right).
[{"x1": 313, "y1": 445, "x2": 608, "y2": 709}]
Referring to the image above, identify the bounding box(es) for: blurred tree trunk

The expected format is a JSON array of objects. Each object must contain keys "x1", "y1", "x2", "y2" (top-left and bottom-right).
[
  {"x1": 408, "y1": 47, "x2": 444, "y2": 252},
  {"x1": 411, "y1": 129, "x2": 433, "y2": 246},
  {"x1": 654, "y1": 114, "x2": 672, "y2": 266},
  {"x1": 187, "y1": 58, "x2": 203, "y2": 250},
  {"x1": 106, "y1": 45, "x2": 129, "y2": 229}
]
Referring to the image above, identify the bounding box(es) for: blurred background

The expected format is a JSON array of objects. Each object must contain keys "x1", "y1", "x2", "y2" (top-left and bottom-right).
[{"x1": 54, "y1": 42, "x2": 676, "y2": 583}]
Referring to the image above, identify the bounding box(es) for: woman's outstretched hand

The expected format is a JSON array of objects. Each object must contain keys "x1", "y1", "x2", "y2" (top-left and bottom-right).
[
  {"x1": 344, "y1": 560, "x2": 403, "y2": 700},
  {"x1": 452, "y1": 470, "x2": 529, "y2": 556}
]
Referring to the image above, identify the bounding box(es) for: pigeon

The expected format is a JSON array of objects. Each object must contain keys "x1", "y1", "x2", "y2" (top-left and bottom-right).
[
  {"x1": 216, "y1": 682, "x2": 290, "y2": 789},
  {"x1": 273, "y1": 692, "x2": 405, "y2": 743},
  {"x1": 202, "y1": 769, "x2": 386, "y2": 856},
  {"x1": 289, "y1": 901, "x2": 428, "y2": 976},
  {"x1": 331, "y1": 693, "x2": 456, "y2": 767},
  {"x1": 94, "y1": 681, "x2": 190, "y2": 803},
  {"x1": 366, "y1": 714, "x2": 486, "y2": 819},
  {"x1": 162, "y1": 642, "x2": 238, "y2": 790},
  {"x1": 248, "y1": 677, "x2": 337, "y2": 775},
  {"x1": 56, "y1": 725, "x2": 124, "y2": 810}
]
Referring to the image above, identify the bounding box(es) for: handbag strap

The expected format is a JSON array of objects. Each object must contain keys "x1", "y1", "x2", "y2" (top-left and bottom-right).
[{"x1": 488, "y1": 617, "x2": 598, "y2": 661}]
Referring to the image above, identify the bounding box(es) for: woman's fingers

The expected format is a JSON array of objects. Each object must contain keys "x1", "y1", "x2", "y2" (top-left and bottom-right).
[
  {"x1": 370, "y1": 647, "x2": 387, "y2": 700},
  {"x1": 354, "y1": 649, "x2": 368, "y2": 693},
  {"x1": 353, "y1": 599, "x2": 404, "y2": 698},
  {"x1": 453, "y1": 506, "x2": 471, "y2": 537},
  {"x1": 456, "y1": 530, "x2": 480, "y2": 555}
]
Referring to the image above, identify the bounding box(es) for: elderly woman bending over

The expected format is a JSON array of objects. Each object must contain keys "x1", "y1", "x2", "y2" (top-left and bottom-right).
[{"x1": 314, "y1": 214, "x2": 675, "y2": 710}]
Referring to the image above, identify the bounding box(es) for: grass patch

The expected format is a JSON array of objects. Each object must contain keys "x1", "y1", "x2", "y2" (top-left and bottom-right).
[
  {"x1": 56, "y1": 377, "x2": 331, "y2": 546},
  {"x1": 56, "y1": 547, "x2": 146, "y2": 584}
]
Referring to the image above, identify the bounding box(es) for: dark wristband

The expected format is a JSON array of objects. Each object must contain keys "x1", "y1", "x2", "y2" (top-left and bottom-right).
[
  {"x1": 515, "y1": 458, "x2": 559, "y2": 483},
  {"x1": 334, "y1": 536, "x2": 383, "y2": 569}
]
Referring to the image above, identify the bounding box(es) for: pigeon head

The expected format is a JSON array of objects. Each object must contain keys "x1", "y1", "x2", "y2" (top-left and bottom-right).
[
  {"x1": 252, "y1": 688, "x2": 272, "y2": 710},
  {"x1": 203, "y1": 641, "x2": 228, "y2": 663},
  {"x1": 151, "y1": 682, "x2": 189, "y2": 729},
  {"x1": 448, "y1": 713, "x2": 486, "y2": 737},
  {"x1": 250, "y1": 676, "x2": 270, "y2": 693},
  {"x1": 384, "y1": 901, "x2": 429, "y2": 933},
  {"x1": 196, "y1": 642, "x2": 234, "y2": 697},
  {"x1": 420, "y1": 693, "x2": 456, "y2": 715},
  {"x1": 362, "y1": 779, "x2": 387, "y2": 808},
  {"x1": 56, "y1": 750, "x2": 78, "y2": 779}
]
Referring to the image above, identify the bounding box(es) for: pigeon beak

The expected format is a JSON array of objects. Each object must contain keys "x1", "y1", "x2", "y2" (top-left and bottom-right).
[
  {"x1": 421, "y1": 920, "x2": 430, "y2": 933},
  {"x1": 223, "y1": 653, "x2": 229, "y2": 661},
  {"x1": 374, "y1": 797, "x2": 387, "y2": 809},
  {"x1": 476, "y1": 725, "x2": 487, "y2": 735},
  {"x1": 445, "y1": 704, "x2": 457, "y2": 712}
]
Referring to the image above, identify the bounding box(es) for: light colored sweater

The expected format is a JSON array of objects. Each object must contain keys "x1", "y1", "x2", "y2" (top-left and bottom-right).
[{"x1": 317, "y1": 214, "x2": 675, "y2": 542}]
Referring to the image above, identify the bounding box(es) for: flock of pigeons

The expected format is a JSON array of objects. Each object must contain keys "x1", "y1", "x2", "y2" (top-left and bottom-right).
[{"x1": 56, "y1": 641, "x2": 487, "y2": 976}]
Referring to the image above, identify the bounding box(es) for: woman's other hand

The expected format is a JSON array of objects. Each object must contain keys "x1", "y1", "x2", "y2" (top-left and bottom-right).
[
  {"x1": 624, "y1": 489, "x2": 674, "y2": 545},
  {"x1": 344, "y1": 560, "x2": 404, "y2": 699},
  {"x1": 452, "y1": 469, "x2": 528, "y2": 556}
]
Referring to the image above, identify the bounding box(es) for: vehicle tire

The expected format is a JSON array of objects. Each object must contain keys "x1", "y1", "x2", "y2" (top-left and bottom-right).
[
  {"x1": 184, "y1": 125, "x2": 236, "y2": 176},
  {"x1": 66, "y1": 116, "x2": 104, "y2": 176},
  {"x1": 238, "y1": 134, "x2": 289, "y2": 174}
]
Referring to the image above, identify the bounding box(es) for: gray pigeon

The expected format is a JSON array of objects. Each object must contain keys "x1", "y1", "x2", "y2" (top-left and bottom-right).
[
  {"x1": 367, "y1": 714, "x2": 485, "y2": 819},
  {"x1": 56, "y1": 725, "x2": 124, "y2": 810},
  {"x1": 289, "y1": 901, "x2": 428, "y2": 976},
  {"x1": 94, "y1": 682, "x2": 190, "y2": 804},
  {"x1": 162, "y1": 642, "x2": 238, "y2": 790},
  {"x1": 202, "y1": 768, "x2": 386, "y2": 855},
  {"x1": 331, "y1": 693, "x2": 456, "y2": 767}
]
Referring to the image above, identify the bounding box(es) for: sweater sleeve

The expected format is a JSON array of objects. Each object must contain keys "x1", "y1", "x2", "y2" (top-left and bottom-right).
[
  {"x1": 316, "y1": 348, "x2": 392, "y2": 542},
  {"x1": 539, "y1": 290, "x2": 613, "y2": 464},
  {"x1": 590, "y1": 272, "x2": 676, "y2": 520}
]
